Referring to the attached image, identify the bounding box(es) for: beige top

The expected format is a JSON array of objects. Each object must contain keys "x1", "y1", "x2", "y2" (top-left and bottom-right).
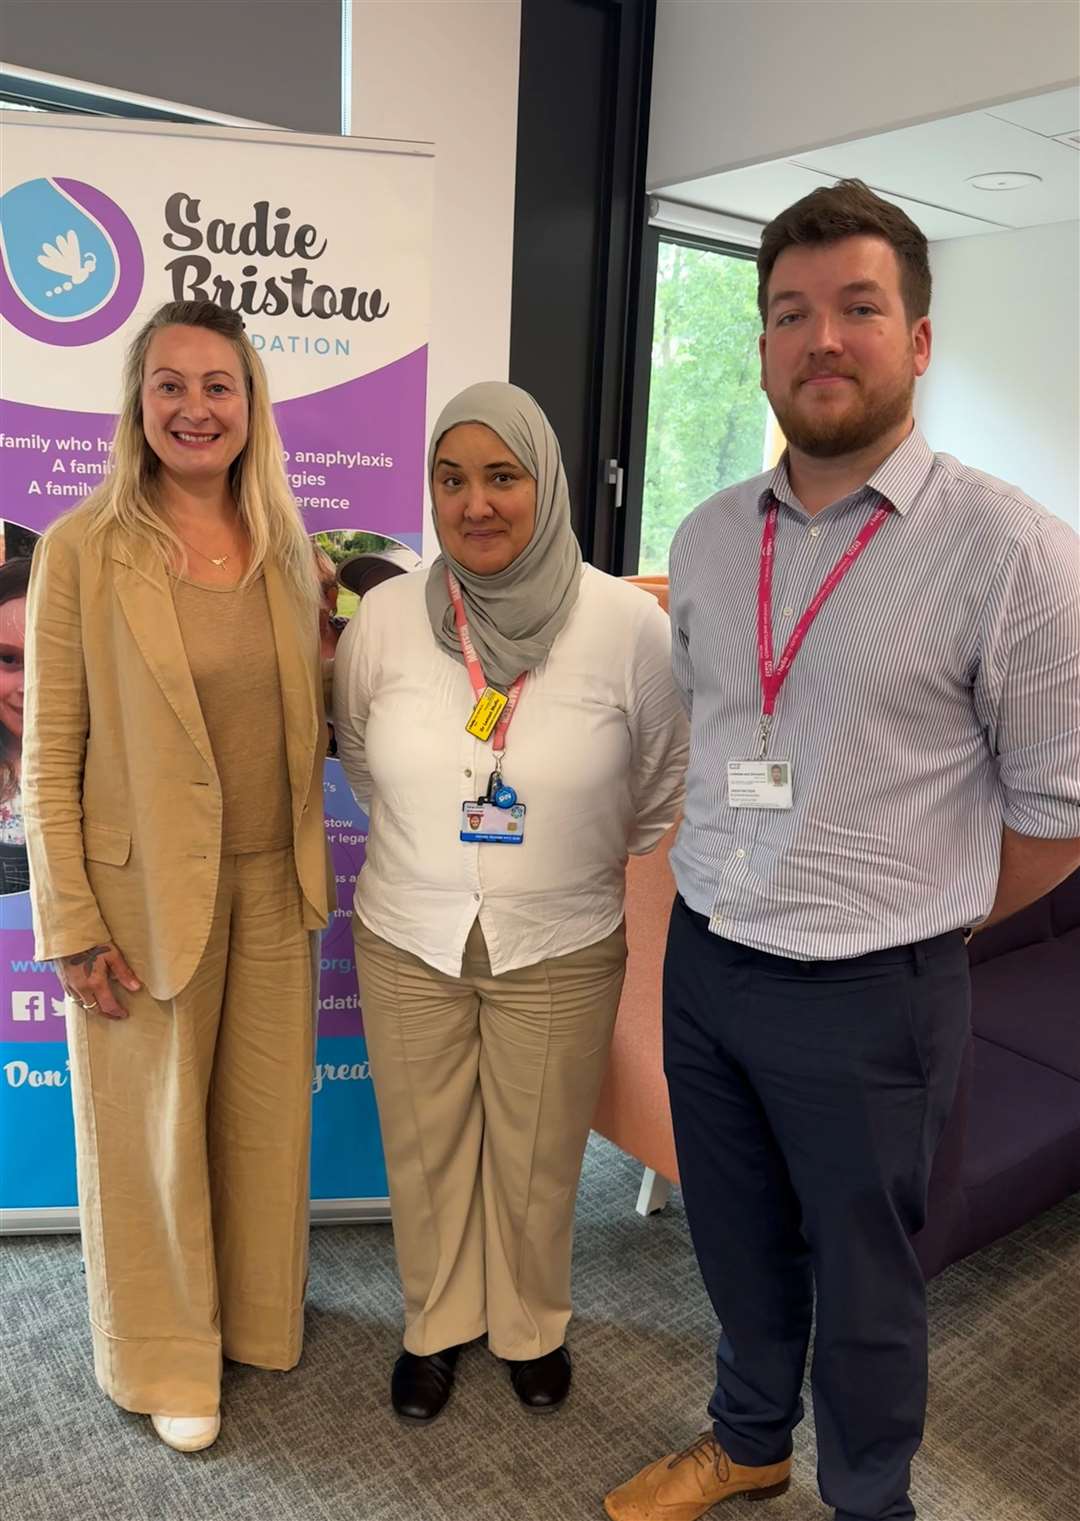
[{"x1": 172, "y1": 573, "x2": 293, "y2": 854}]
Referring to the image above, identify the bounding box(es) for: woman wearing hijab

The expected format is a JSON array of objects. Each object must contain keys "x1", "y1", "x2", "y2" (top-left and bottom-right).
[{"x1": 333, "y1": 382, "x2": 687, "y2": 1422}]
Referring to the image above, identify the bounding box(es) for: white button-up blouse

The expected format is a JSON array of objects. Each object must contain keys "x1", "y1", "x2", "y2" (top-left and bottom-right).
[{"x1": 332, "y1": 565, "x2": 688, "y2": 977}]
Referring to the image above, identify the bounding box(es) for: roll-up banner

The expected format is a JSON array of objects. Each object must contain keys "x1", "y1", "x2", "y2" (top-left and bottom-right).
[{"x1": 0, "y1": 112, "x2": 433, "y2": 1228}]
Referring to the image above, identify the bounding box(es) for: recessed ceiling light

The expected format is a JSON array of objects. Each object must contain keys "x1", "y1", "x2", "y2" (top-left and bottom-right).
[{"x1": 966, "y1": 171, "x2": 1043, "y2": 191}]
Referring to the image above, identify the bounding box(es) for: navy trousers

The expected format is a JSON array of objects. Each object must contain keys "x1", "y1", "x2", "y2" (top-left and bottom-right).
[{"x1": 663, "y1": 896, "x2": 971, "y2": 1521}]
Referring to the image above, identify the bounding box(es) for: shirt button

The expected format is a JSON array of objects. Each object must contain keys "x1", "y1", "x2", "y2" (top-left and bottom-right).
[
  {"x1": 473, "y1": 892, "x2": 481, "y2": 902},
  {"x1": 735, "y1": 848, "x2": 746, "y2": 859},
  {"x1": 782, "y1": 606, "x2": 794, "y2": 618},
  {"x1": 464, "y1": 768, "x2": 472, "y2": 778},
  {"x1": 809, "y1": 525, "x2": 821, "y2": 538}
]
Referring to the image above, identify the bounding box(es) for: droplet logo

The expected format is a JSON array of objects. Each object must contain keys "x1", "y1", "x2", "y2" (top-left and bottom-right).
[{"x1": 0, "y1": 177, "x2": 144, "y2": 346}]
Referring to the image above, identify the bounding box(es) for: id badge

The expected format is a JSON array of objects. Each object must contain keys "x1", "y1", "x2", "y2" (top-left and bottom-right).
[
  {"x1": 727, "y1": 759, "x2": 793, "y2": 810},
  {"x1": 460, "y1": 800, "x2": 527, "y2": 844},
  {"x1": 465, "y1": 687, "x2": 508, "y2": 741}
]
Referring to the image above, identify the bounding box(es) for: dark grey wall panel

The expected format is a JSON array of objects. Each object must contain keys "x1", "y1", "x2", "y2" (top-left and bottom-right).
[
  {"x1": 509, "y1": 0, "x2": 655, "y2": 570},
  {"x1": 1, "y1": 0, "x2": 342, "y2": 135}
]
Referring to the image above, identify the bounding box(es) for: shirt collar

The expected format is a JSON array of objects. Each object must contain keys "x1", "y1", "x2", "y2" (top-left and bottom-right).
[{"x1": 760, "y1": 426, "x2": 936, "y2": 518}]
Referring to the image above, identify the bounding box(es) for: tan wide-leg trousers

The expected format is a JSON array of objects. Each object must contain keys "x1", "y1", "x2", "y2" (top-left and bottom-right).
[
  {"x1": 354, "y1": 916, "x2": 627, "y2": 1360},
  {"x1": 66, "y1": 847, "x2": 318, "y2": 1417}
]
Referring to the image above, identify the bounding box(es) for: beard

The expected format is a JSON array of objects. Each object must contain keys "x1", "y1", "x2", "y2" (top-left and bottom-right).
[{"x1": 768, "y1": 366, "x2": 915, "y2": 459}]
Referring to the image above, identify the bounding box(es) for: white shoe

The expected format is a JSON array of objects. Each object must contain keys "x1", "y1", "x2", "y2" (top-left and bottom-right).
[{"x1": 150, "y1": 1412, "x2": 221, "y2": 1452}]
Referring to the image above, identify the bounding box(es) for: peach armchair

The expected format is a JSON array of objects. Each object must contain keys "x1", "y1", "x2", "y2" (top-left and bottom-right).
[{"x1": 592, "y1": 576, "x2": 681, "y2": 1212}]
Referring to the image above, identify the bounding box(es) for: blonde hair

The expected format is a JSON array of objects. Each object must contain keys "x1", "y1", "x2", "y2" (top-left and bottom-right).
[{"x1": 84, "y1": 300, "x2": 315, "y2": 607}]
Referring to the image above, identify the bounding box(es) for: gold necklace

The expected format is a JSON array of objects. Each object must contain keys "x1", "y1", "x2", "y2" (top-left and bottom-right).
[{"x1": 174, "y1": 528, "x2": 242, "y2": 570}]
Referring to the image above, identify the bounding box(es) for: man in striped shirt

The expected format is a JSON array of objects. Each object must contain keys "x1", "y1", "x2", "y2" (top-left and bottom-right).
[{"x1": 606, "y1": 181, "x2": 1080, "y2": 1521}]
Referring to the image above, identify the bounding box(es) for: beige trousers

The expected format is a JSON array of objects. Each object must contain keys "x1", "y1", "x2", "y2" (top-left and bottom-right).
[
  {"x1": 354, "y1": 917, "x2": 627, "y2": 1360},
  {"x1": 67, "y1": 847, "x2": 318, "y2": 1417}
]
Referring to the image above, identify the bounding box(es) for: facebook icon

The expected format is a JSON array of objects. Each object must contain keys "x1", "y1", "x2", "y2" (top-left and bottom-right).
[{"x1": 11, "y1": 992, "x2": 46, "y2": 1022}]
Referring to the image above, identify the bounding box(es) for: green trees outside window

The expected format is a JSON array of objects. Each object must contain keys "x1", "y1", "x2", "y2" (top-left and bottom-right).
[{"x1": 639, "y1": 241, "x2": 770, "y2": 574}]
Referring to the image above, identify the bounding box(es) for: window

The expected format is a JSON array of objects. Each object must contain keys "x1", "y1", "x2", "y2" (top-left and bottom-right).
[
  {"x1": 636, "y1": 238, "x2": 770, "y2": 574},
  {"x1": 0, "y1": 63, "x2": 273, "y2": 127}
]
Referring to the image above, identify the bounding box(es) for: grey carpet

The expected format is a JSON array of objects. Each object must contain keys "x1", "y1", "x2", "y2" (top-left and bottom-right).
[{"x1": 3, "y1": 1136, "x2": 1078, "y2": 1521}]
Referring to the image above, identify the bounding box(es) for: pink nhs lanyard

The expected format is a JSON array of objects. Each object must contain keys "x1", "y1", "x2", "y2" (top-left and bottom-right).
[
  {"x1": 447, "y1": 569, "x2": 526, "y2": 755},
  {"x1": 756, "y1": 496, "x2": 892, "y2": 755}
]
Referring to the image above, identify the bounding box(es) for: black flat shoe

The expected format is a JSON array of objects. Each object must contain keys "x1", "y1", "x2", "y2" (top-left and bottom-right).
[
  {"x1": 507, "y1": 1345, "x2": 572, "y2": 1412},
  {"x1": 390, "y1": 1345, "x2": 462, "y2": 1423}
]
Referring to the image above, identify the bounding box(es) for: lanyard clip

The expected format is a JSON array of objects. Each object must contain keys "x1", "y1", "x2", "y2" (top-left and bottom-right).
[
  {"x1": 757, "y1": 714, "x2": 772, "y2": 759},
  {"x1": 487, "y1": 750, "x2": 518, "y2": 810}
]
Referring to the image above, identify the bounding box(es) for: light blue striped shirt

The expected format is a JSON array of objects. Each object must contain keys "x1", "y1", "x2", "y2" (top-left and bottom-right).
[{"x1": 669, "y1": 427, "x2": 1080, "y2": 959}]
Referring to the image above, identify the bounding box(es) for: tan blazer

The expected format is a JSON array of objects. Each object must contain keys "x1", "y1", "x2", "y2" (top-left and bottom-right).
[{"x1": 22, "y1": 506, "x2": 334, "y2": 1000}]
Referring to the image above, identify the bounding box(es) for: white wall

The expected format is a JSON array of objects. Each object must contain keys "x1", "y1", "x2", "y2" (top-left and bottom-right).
[
  {"x1": 649, "y1": 0, "x2": 1080, "y2": 190},
  {"x1": 915, "y1": 221, "x2": 1079, "y2": 528},
  {"x1": 350, "y1": 0, "x2": 521, "y2": 559}
]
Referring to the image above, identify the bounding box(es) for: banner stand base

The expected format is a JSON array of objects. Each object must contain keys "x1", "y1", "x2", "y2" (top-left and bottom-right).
[
  {"x1": 310, "y1": 1197, "x2": 391, "y2": 1225},
  {"x1": 2, "y1": 1199, "x2": 392, "y2": 1235},
  {"x1": 1, "y1": 1205, "x2": 79, "y2": 1234}
]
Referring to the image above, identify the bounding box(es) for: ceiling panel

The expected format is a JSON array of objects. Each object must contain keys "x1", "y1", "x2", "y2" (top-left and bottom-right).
[
  {"x1": 665, "y1": 160, "x2": 1003, "y2": 242},
  {"x1": 794, "y1": 112, "x2": 1078, "y2": 228},
  {"x1": 662, "y1": 89, "x2": 1080, "y2": 243},
  {"x1": 985, "y1": 86, "x2": 1079, "y2": 138}
]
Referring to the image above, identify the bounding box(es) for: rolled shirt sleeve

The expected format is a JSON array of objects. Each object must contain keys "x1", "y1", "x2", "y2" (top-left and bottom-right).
[{"x1": 974, "y1": 511, "x2": 1080, "y2": 838}]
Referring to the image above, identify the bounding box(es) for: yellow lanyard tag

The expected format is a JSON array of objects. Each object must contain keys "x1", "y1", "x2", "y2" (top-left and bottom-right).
[{"x1": 465, "y1": 686, "x2": 508, "y2": 741}]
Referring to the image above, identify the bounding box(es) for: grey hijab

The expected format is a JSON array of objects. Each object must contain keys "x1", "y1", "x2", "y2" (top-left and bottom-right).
[{"x1": 425, "y1": 381, "x2": 582, "y2": 689}]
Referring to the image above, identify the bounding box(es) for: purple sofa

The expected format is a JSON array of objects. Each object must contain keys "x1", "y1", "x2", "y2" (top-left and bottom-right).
[{"x1": 914, "y1": 868, "x2": 1080, "y2": 1279}]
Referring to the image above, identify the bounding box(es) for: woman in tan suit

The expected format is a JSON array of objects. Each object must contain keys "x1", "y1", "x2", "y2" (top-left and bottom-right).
[{"x1": 22, "y1": 299, "x2": 332, "y2": 1452}]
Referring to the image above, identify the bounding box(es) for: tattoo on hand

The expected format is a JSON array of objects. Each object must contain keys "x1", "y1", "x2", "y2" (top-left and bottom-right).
[{"x1": 62, "y1": 944, "x2": 110, "y2": 977}]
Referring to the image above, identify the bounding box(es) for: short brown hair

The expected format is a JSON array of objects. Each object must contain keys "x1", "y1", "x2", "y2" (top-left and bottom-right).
[{"x1": 757, "y1": 179, "x2": 931, "y2": 326}]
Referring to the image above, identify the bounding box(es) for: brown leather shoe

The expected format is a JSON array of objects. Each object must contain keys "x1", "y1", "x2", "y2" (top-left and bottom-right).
[{"x1": 603, "y1": 1433, "x2": 791, "y2": 1520}]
